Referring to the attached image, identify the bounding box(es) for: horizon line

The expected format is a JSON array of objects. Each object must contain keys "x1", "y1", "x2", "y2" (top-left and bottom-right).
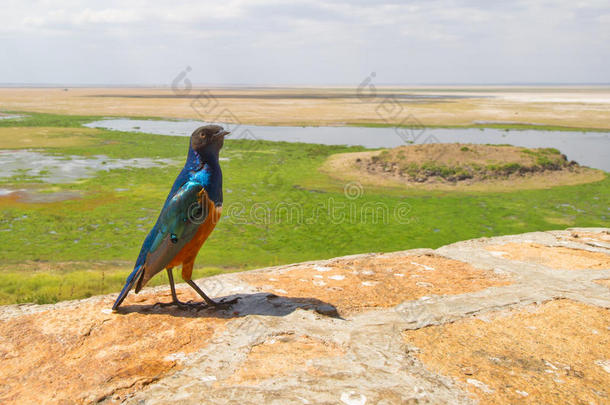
[{"x1": 1, "y1": 82, "x2": 610, "y2": 89}]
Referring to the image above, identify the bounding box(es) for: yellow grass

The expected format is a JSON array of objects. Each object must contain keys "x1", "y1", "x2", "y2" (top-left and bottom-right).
[
  {"x1": 0, "y1": 127, "x2": 100, "y2": 149},
  {"x1": 1, "y1": 86, "x2": 609, "y2": 129}
]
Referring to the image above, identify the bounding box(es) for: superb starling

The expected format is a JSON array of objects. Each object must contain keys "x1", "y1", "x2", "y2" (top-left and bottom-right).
[{"x1": 113, "y1": 125, "x2": 235, "y2": 310}]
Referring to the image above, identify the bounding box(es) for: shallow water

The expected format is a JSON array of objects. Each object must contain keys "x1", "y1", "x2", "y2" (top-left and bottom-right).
[
  {"x1": 0, "y1": 115, "x2": 23, "y2": 120},
  {"x1": 84, "y1": 119, "x2": 610, "y2": 172},
  {"x1": 0, "y1": 150, "x2": 175, "y2": 183}
]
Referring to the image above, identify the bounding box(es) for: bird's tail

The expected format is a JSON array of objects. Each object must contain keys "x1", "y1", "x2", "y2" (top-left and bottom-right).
[{"x1": 112, "y1": 265, "x2": 145, "y2": 310}]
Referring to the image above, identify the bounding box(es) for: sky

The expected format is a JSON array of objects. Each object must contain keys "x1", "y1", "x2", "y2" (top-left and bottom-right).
[{"x1": 1, "y1": 0, "x2": 609, "y2": 86}]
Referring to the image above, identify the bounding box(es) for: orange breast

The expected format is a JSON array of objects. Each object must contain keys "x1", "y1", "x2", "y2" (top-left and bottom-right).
[{"x1": 168, "y1": 197, "x2": 222, "y2": 269}]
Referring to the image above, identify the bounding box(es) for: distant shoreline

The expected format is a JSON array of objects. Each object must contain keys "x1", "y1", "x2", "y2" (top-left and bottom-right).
[
  {"x1": 1, "y1": 86, "x2": 609, "y2": 131},
  {"x1": 3, "y1": 110, "x2": 610, "y2": 133}
]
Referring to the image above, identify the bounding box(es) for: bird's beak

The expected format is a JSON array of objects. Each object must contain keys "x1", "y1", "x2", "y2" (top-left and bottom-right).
[{"x1": 215, "y1": 130, "x2": 230, "y2": 137}]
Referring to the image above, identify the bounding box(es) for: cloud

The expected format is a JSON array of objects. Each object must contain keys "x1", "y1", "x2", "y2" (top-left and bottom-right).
[{"x1": 0, "y1": 0, "x2": 608, "y2": 84}]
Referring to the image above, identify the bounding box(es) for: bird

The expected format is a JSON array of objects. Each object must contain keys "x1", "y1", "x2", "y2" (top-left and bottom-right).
[{"x1": 112, "y1": 125, "x2": 235, "y2": 310}]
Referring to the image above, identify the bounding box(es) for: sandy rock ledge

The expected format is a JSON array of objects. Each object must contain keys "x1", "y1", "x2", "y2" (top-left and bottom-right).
[{"x1": 1, "y1": 228, "x2": 609, "y2": 404}]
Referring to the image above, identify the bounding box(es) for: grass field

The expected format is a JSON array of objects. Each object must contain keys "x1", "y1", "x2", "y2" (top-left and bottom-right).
[{"x1": 0, "y1": 112, "x2": 608, "y2": 304}]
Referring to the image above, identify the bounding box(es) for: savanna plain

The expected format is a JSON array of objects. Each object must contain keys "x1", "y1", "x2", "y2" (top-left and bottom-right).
[{"x1": 0, "y1": 86, "x2": 608, "y2": 304}]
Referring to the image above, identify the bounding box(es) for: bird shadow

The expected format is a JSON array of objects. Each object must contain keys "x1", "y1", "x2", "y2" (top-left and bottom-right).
[{"x1": 116, "y1": 292, "x2": 343, "y2": 320}]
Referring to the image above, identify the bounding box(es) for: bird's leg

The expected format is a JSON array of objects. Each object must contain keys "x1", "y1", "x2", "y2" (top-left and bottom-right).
[
  {"x1": 186, "y1": 279, "x2": 239, "y2": 308},
  {"x1": 167, "y1": 268, "x2": 181, "y2": 303},
  {"x1": 157, "y1": 268, "x2": 203, "y2": 309}
]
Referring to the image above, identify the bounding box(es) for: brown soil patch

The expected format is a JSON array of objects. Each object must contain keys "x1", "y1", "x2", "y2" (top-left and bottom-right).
[
  {"x1": 240, "y1": 254, "x2": 510, "y2": 314},
  {"x1": 404, "y1": 300, "x2": 610, "y2": 405},
  {"x1": 0, "y1": 127, "x2": 99, "y2": 149},
  {"x1": 486, "y1": 243, "x2": 610, "y2": 270},
  {"x1": 225, "y1": 335, "x2": 343, "y2": 385},
  {"x1": 321, "y1": 144, "x2": 604, "y2": 192},
  {"x1": 0, "y1": 295, "x2": 226, "y2": 404}
]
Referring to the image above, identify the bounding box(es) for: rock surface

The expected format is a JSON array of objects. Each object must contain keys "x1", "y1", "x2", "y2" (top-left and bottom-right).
[{"x1": 1, "y1": 228, "x2": 608, "y2": 404}]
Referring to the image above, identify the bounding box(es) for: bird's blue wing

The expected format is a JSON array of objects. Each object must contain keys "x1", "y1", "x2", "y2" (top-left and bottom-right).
[
  {"x1": 135, "y1": 180, "x2": 210, "y2": 290},
  {"x1": 112, "y1": 175, "x2": 209, "y2": 309}
]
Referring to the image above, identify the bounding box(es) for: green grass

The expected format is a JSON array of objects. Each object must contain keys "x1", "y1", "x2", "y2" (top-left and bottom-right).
[
  {"x1": 0, "y1": 112, "x2": 609, "y2": 304},
  {"x1": 0, "y1": 266, "x2": 228, "y2": 305},
  {"x1": 0, "y1": 111, "x2": 100, "y2": 128}
]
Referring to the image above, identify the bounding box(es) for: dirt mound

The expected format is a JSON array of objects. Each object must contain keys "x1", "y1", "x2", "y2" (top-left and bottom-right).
[
  {"x1": 323, "y1": 144, "x2": 604, "y2": 191},
  {"x1": 366, "y1": 144, "x2": 577, "y2": 182}
]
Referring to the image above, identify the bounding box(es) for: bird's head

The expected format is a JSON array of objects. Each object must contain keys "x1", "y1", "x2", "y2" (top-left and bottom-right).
[{"x1": 190, "y1": 125, "x2": 229, "y2": 161}]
